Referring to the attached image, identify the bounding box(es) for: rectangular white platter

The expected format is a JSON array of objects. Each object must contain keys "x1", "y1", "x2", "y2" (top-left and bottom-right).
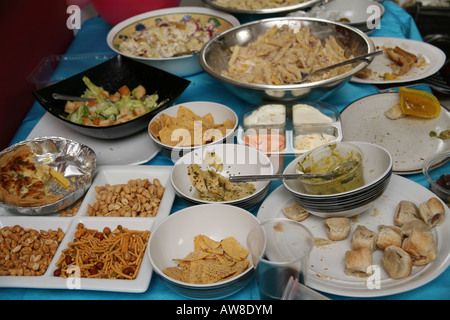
[
  {"x1": 0, "y1": 165, "x2": 176, "y2": 292},
  {"x1": 0, "y1": 216, "x2": 154, "y2": 293}
]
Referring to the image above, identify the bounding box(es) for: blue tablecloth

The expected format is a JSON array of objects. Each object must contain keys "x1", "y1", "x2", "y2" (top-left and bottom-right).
[{"x1": 2, "y1": 1, "x2": 449, "y2": 300}]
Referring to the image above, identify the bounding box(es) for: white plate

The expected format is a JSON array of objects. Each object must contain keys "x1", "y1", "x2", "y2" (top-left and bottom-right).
[
  {"x1": 351, "y1": 37, "x2": 446, "y2": 84},
  {"x1": 0, "y1": 216, "x2": 154, "y2": 293},
  {"x1": 78, "y1": 165, "x2": 176, "y2": 227},
  {"x1": 27, "y1": 112, "x2": 160, "y2": 166},
  {"x1": 340, "y1": 93, "x2": 450, "y2": 174},
  {"x1": 317, "y1": 0, "x2": 384, "y2": 25},
  {"x1": 257, "y1": 176, "x2": 450, "y2": 298},
  {"x1": 0, "y1": 165, "x2": 176, "y2": 292}
]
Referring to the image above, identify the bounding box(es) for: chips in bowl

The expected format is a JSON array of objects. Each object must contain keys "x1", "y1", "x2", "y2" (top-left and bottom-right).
[
  {"x1": 163, "y1": 234, "x2": 250, "y2": 284},
  {"x1": 148, "y1": 203, "x2": 260, "y2": 299},
  {"x1": 149, "y1": 106, "x2": 235, "y2": 147},
  {"x1": 148, "y1": 102, "x2": 238, "y2": 162}
]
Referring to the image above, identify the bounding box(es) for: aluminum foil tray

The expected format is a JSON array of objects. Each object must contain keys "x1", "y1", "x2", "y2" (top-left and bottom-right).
[{"x1": 0, "y1": 136, "x2": 96, "y2": 215}]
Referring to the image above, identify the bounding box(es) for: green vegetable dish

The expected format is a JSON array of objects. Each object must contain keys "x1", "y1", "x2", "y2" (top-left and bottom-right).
[
  {"x1": 63, "y1": 77, "x2": 164, "y2": 127},
  {"x1": 297, "y1": 143, "x2": 364, "y2": 195}
]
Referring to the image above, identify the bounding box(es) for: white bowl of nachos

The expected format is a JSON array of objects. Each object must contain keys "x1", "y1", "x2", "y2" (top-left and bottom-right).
[{"x1": 148, "y1": 203, "x2": 259, "y2": 299}]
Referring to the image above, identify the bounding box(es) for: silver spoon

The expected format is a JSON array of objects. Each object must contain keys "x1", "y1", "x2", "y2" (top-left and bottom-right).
[
  {"x1": 52, "y1": 93, "x2": 99, "y2": 102},
  {"x1": 284, "y1": 50, "x2": 383, "y2": 84},
  {"x1": 52, "y1": 93, "x2": 138, "y2": 102},
  {"x1": 228, "y1": 161, "x2": 358, "y2": 182}
]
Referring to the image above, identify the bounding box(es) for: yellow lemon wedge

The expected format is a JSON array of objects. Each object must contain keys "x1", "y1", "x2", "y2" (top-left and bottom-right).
[{"x1": 399, "y1": 87, "x2": 441, "y2": 118}]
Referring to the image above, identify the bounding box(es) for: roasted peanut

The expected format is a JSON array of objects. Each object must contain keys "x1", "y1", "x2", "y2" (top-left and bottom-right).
[
  {"x1": 0, "y1": 226, "x2": 64, "y2": 276},
  {"x1": 86, "y1": 178, "x2": 165, "y2": 217}
]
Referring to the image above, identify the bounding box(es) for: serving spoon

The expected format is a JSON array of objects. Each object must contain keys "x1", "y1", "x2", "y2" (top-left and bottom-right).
[
  {"x1": 52, "y1": 93, "x2": 102, "y2": 102},
  {"x1": 52, "y1": 93, "x2": 139, "y2": 102},
  {"x1": 228, "y1": 161, "x2": 358, "y2": 182},
  {"x1": 284, "y1": 50, "x2": 383, "y2": 84}
]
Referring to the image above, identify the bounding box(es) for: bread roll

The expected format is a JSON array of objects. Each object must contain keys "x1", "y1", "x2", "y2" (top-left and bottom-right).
[
  {"x1": 419, "y1": 197, "x2": 445, "y2": 227},
  {"x1": 394, "y1": 200, "x2": 419, "y2": 226},
  {"x1": 323, "y1": 217, "x2": 351, "y2": 241},
  {"x1": 376, "y1": 225, "x2": 403, "y2": 250},
  {"x1": 351, "y1": 225, "x2": 377, "y2": 252},
  {"x1": 282, "y1": 202, "x2": 309, "y2": 222},
  {"x1": 381, "y1": 245, "x2": 412, "y2": 279},
  {"x1": 401, "y1": 229, "x2": 437, "y2": 266},
  {"x1": 400, "y1": 218, "x2": 433, "y2": 238},
  {"x1": 344, "y1": 248, "x2": 373, "y2": 278}
]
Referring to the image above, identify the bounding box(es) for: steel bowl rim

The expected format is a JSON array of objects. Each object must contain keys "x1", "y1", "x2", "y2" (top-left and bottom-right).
[{"x1": 199, "y1": 16, "x2": 376, "y2": 90}]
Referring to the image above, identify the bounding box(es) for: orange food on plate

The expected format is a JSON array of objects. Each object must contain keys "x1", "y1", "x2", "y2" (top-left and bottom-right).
[
  {"x1": 243, "y1": 133, "x2": 286, "y2": 152},
  {"x1": 399, "y1": 87, "x2": 441, "y2": 119}
]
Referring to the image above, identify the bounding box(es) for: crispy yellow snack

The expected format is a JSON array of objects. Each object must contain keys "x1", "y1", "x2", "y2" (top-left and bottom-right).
[
  {"x1": 163, "y1": 235, "x2": 250, "y2": 284},
  {"x1": 221, "y1": 237, "x2": 250, "y2": 261},
  {"x1": 49, "y1": 168, "x2": 71, "y2": 188},
  {"x1": 149, "y1": 106, "x2": 235, "y2": 147}
]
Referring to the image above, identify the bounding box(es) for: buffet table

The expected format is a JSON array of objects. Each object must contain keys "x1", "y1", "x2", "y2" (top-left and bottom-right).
[{"x1": 1, "y1": 1, "x2": 449, "y2": 300}]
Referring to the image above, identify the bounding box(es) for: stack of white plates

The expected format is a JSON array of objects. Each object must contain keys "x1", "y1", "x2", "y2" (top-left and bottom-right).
[{"x1": 283, "y1": 141, "x2": 393, "y2": 218}]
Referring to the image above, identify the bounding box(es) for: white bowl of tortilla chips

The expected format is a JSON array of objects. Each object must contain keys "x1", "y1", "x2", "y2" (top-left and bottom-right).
[
  {"x1": 171, "y1": 143, "x2": 273, "y2": 209},
  {"x1": 148, "y1": 101, "x2": 238, "y2": 163},
  {"x1": 148, "y1": 203, "x2": 260, "y2": 299}
]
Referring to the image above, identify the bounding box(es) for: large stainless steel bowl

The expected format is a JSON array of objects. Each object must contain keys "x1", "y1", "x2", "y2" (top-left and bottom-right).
[{"x1": 199, "y1": 17, "x2": 375, "y2": 103}]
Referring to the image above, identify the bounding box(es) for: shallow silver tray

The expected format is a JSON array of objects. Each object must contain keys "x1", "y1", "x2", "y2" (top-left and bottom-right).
[{"x1": 0, "y1": 136, "x2": 96, "y2": 215}]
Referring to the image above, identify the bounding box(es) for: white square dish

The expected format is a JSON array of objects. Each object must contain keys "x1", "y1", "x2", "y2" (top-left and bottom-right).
[
  {"x1": 48, "y1": 216, "x2": 155, "y2": 293},
  {"x1": 77, "y1": 165, "x2": 176, "y2": 226},
  {"x1": 0, "y1": 216, "x2": 155, "y2": 293}
]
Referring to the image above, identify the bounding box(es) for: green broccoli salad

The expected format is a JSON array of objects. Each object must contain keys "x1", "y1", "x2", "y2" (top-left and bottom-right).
[{"x1": 63, "y1": 77, "x2": 164, "y2": 126}]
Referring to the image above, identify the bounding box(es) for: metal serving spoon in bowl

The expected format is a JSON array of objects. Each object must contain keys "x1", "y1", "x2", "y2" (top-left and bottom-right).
[
  {"x1": 284, "y1": 50, "x2": 383, "y2": 84},
  {"x1": 52, "y1": 93, "x2": 99, "y2": 102},
  {"x1": 52, "y1": 93, "x2": 139, "y2": 103},
  {"x1": 228, "y1": 161, "x2": 358, "y2": 182}
]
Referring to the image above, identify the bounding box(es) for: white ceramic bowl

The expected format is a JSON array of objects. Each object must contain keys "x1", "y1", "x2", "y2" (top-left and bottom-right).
[
  {"x1": 148, "y1": 203, "x2": 260, "y2": 299},
  {"x1": 171, "y1": 143, "x2": 273, "y2": 209},
  {"x1": 320, "y1": 0, "x2": 385, "y2": 33},
  {"x1": 283, "y1": 141, "x2": 393, "y2": 218},
  {"x1": 148, "y1": 101, "x2": 238, "y2": 163},
  {"x1": 106, "y1": 7, "x2": 240, "y2": 77}
]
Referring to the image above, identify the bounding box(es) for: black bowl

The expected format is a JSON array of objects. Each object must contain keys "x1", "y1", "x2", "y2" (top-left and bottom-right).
[{"x1": 33, "y1": 55, "x2": 191, "y2": 139}]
